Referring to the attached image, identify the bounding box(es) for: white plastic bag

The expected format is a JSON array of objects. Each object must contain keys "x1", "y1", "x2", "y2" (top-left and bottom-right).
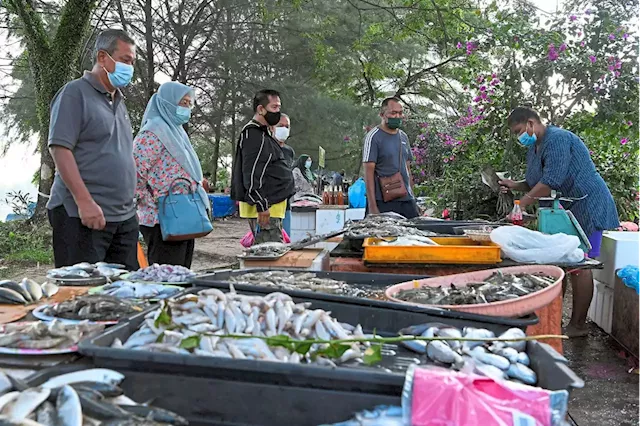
[{"x1": 490, "y1": 226, "x2": 584, "y2": 264}]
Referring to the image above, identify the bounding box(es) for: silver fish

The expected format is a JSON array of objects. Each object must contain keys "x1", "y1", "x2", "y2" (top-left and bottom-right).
[
  {"x1": 56, "y1": 385, "x2": 82, "y2": 426},
  {"x1": 35, "y1": 401, "x2": 56, "y2": 425},
  {"x1": 40, "y1": 282, "x2": 59, "y2": 298},
  {"x1": 427, "y1": 341, "x2": 463, "y2": 366},
  {"x1": 8, "y1": 387, "x2": 51, "y2": 421},
  {"x1": 498, "y1": 328, "x2": 527, "y2": 352},
  {"x1": 42, "y1": 369, "x2": 124, "y2": 389},
  {"x1": 506, "y1": 363, "x2": 537, "y2": 385},
  {"x1": 265, "y1": 308, "x2": 276, "y2": 336},
  {"x1": 0, "y1": 392, "x2": 19, "y2": 412},
  {"x1": 0, "y1": 288, "x2": 26, "y2": 305},
  {"x1": 436, "y1": 327, "x2": 463, "y2": 351},
  {"x1": 20, "y1": 279, "x2": 42, "y2": 302},
  {"x1": 470, "y1": 347, "x2": 510, "y2": 370},
  {"x1": 0, "y1": 281, "x2": 32, "y2": 303},
  {"x1": 475, "y1": 363, "x2": 507, "y2": 381},
  {"x1": 314, "y1": 320, "x2": 331, "y2": 341},
  {"x1": 516, "y1": 352, "x2": 530, "y2": 366},
  {"x1": 493, "y1": 347, "x2": 519, "y2": 364}
]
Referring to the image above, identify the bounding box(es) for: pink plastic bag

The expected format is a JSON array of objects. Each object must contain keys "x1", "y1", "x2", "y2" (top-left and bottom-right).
[
  {"x1": 409, "y1": 367, "x2": 553, "y2": 426},
  {"x1": 240, "y1": 229, "x2": 290, "y2": 248}
]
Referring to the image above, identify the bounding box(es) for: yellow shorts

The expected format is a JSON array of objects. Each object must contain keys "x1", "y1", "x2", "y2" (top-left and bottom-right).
[{"x1": 239, "y1": 200, "x2": 287, "y2": 219}]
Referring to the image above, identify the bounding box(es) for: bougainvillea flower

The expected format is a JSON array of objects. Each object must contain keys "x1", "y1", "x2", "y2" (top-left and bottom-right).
[
  {"x1": 614, "y1": 71, "x2": 621, "y2": 77},
  {"x1": 623, "y1": 33, "x2": 629, "y2": 40},
  {"x1": 418, "y1": 134, "x2": 426, "y2": 141},
  {"x1": 620, "y1": 138, "x2": 628, "y2": 145},
  {"x1": 580, "y1": 41, "x2": 586, "y2": 47},
  {"x1": 589, "y1": 55, "x2": 597, "y2": 63},
  {"x1": 473, "y1": 96, "x2": 481, "y2": 102},
  {"x1": 443, "y1": 158, "x2": 449, "y2": 163},
  {"x1": 569, "y1": 15, "x2": 577, "y2": 21},
  {"x1": 608, "y1": 65, "x2": 615, "y2": 71},
  {"x1": 589, "y1": 150, "x2": 594, "y2": 155},
  {"x1": 491, "y1": 73, "x2": 497, "y2": 78},
  {"x1": 585, "y1": 8, "x2": 591, "y2": 15},
  {"x1": 559, "y1": 43, "x2": 567, "y2": 52},
  {"x1": 479, "y1": 85, "x2": 487, "y2": 92},
  {"x1": 627, "y1": 121, "x2": 633, "y2": 126},
  {"x1": 476, "y1": 75, "x2": 484, "y2": 83},
  {"x1": 480, "y1": 92, "x2": 488, "y2": 100},
  {"x1": 490, "y1": 78, "x2": 500, "y2": 86},
  {"x1": 609, "y1": 34, "x2": 615, "y2": 40},
  {"x1": 547, "y1": 44, "x2": 559, "y2": 61},
  {"x1": 457, "y1": 42, "x2": 463, "y2": 49},
  {"x1": 343, "y1": 136, "x2": 351, "y2": 141},
  {"x1": 419, "y1": 122, "x2": 429, "y2": 128}
]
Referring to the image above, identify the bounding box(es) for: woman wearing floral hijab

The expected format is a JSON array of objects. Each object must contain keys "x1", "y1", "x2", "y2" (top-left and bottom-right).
[{"x1": 134, "y1": 81, "x2": 209, "y2": 267}]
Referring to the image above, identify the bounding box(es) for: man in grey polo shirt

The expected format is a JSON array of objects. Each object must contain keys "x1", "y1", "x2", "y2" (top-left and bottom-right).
[
  {"x1": 47, "y1": 29, "x2": 139, "y2": 270},
  {"x1": 362, "y1": 97, "x2": 419, "y2": 218}
]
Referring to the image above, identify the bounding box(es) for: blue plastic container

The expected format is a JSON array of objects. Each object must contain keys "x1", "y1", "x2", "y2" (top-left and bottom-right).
[{"x1": 208, "y1": 194, "x2": 236, "y2": 218}]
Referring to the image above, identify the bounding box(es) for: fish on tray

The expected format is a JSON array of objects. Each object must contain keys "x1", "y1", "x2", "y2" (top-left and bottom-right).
[
  {"x1": 0, "y1": 368, "x2": 189, "y2": 425},
  {"x1": 42, "y1": 295, "x2": 145, "y2": 322},
  {"x1": 242, "y1": 242, "x2": 290, "y2": 258},
  {"x1": 398, "y1": 323, "x2": 536, "y2": 385},
  {"x1": 48, "y1": 262, "x2": 128, "y2": 280},
  {"x1": 394, "y1": 272, "x2": 556, "y2": 305},
  {"x1": 127, "y1": 264, "x2": 195, "y2": 283},
  {"x1": 99, "y1": 281, "x2": 181, "y2": 300},
  {"x1": 114, "y1": 286, "x2": 371, "y2": 366},
  {"x1": 0, "y1": 279, "x2": 59, "y2": 306},
  {"x1": 229, "y1": 271, "x2": 384, "y2": 299},
  {"x1": 0, "y1": 321, "x2": 104, "y2": 351},
  {"x1": 345, "y1": 214, "x2": 436, "y2": 239}
]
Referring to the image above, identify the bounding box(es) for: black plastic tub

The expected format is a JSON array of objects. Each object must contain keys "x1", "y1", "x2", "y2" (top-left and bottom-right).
[
  {"x1": 191, "y1": 269, "x2": 539, "y2": 329},
  {"x1": 27, "y1": 365, "x2": 399, "y2": 426},
  {"x1": 79, "y1": 288, "x2": 582, "y2": 397}
]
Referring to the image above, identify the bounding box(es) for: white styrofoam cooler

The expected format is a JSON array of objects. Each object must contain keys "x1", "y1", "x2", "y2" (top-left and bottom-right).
[
  {"x1": 588, "y1": 280, "x2": 614, "y2": 334},
  {"x1": 345, "y1": 208, "x2": 366, "y2": 222},
  {"x1": 290, "y1": 211, "x2": 316, "y2": 243},
  {"x1": 315, "y1": 209, "x2": 345, "y2": 234},
  {"x1": 594, "y1": 231, "x2": 639, "y2": 287}
]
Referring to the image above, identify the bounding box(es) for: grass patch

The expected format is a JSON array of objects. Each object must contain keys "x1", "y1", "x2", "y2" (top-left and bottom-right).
[{"x1": 0, "y1": 219, "x2": 53, "y2": 265}]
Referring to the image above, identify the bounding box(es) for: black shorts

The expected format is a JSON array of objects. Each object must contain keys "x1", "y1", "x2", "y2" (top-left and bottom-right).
[{"x1": 47, "y1": 206, "x2": 139, "y2": 271}]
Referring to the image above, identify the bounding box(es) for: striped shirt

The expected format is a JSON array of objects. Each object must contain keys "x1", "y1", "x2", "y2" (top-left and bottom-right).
[{"x1": 525, "y1": 126, "x2": 619, "y2": 236}]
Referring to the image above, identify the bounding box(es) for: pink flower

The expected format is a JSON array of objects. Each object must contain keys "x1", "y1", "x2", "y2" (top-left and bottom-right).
[
  {"x1": 589, "y1": 55, "x2": 597, "y2": 63},
  {"x1": 456, "y1": 42, "x2": 463, "y2": 49},
  {"x1": 489, "y1": 89, "x2": 495, "y2": 95},
  {"x1": 480, "y1": 92, "x2": 488, "y2": 100},
  {"x1": 578, "y1": 31, "x2": 582, "y2": 36},
  {"x1": 569, "y1": 15, "x2": 577, "y2": 21},
  {"x1": 608, "y1": 65, "x2": 615, "y2": 71},
  {"x1": 614, "y1": 71, "x2": 621, "y2": 77},
  {"x1": 491, "y1": 73, "x2": 497, "y2": 78},
  {"x1": 589, "y1": 150, "x2": 594, "y2": 155},
  {"x1": 559, "y1": 43, "x2": 567, "y2": 52},
  {"x1": 473, "y1": 96, "x2": 481, "y2": 102},
  {"x1": 418, "y1": 134, "x2": 426, "y2": 141},
  {"x1": 623, "y1": 33, "x2": 629, "y2": 40},
  {"x1": 490, "y1": 78, "x2": 500, "y2": 86},
  {"x1": 580, "y1": 41, "x2": 586, "y2": 47},
  {"x1": 627, "y1": 121, "x2": 633, "y2": 126},
  {"x1": 343, "y1": 136, "x2": 351, "y2": 141},
  {"x1": 466, "y1": 41, "x2": 477, "y2": 55},
  {"x1": 609, "y1": 34, "x2": 615, "y2": 40},
  {"x1": 620, "y1": 138, "x2": 628, "y2": 145},
  {"x1": 449, "y1": 155, "x2": 455, "y2": 161},
  {"x1": 585, "y1": 8, "x2": 591, "y2": 15},
  {"x1": 479, "y1": 85, "x2": 487, "y2": 92},
  {"x1": 443, "y1": 158, "x2": 449, "y2": 163},
  {"x1": 547, "y1": 44, "x2": 559, "y2": 61},
  {"x1": 420, "y1": 170, "x2": 426, "y2": 176},
  {"x1": 476, "y1": 75, "x2": 484, "y2": 83}
]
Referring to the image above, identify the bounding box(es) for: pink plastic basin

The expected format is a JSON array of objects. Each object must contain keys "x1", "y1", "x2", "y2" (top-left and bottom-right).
[{"x1": 385, "y1": 265, "x2": 565, "y2": 317}]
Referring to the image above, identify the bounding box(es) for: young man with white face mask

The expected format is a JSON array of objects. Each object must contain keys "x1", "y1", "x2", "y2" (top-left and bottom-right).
[{"x1": 273, "y1": 114, "x2": 296, "y2": 236}]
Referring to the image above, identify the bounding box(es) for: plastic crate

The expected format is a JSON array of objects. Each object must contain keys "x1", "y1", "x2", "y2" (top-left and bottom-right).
[
  {"x1": 363, "y1": 237, "x2": 502, "y2": 264},
  {"x1": 587, "y1": 280, "x2": 614, "y2": 334}
]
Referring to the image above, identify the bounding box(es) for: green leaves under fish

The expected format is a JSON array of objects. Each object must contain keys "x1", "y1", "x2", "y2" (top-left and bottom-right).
[
  {"x1": 155, "y1": 302, "x2": 173, "y2": 328},
  {"x1": 178, "y1": 335, "x2": 201, "y2": 350},
  {"x1": 363, "y1": 345, "x2": 383, "y2": 365}
]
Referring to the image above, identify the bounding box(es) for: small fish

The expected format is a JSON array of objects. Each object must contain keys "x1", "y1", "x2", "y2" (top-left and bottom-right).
[
  {"x1": 35, "y1": 401, "x2": 56, "y2": 425},
  {"x1": 75, "y1": 390, "x2": 131, "y2": 420},
  {"x1": 427, "y1": 341, "x2": 463, "y2": 366},
  {"x1": 436, "y1": 327, "x2": 463, "y2": 351},
  {"x1": 42, "y1": 369, "x2": 124, "y2": 389},
  {"x1": 8, "y1": 387, "x2": 50, "y2": 421},
  {"x1": 470, "y1": 348, "x2": 510, "y2": 370},
  {"x1": 493, "y1": 347, "x2": 519, "y2": 364},
  {"x1": 498, "y1": 328, "x2": 527, "y2": 352},
  {"x1": 265, "y1": 308, "x2": 276, "y2": 336},
  {"x1": 71, "y1": 382, "x2": 124, "y2": 398},
  {"x1": 20, "y1": 279, "x2": 43, "y2": 302},
  {"x1": 400, "y1": 340, "x2": 427, "y2": 354},
  {"x1": 0, "y1": 392, "x2": 19, "y2": 412},
  {"x1": 224, "y1": 308, "x2": 236, "y2": 334},
  {"x1": 56, "y1": 385, "x2": 82, "y2": 426},
  {"x1": 120, "y1": 405, "x2": 188, "y2": 425},
  {"x1": 13, "y1": 337, "x2": 69, "y2": 350},
  {"x1": 506, "y1": 363, "x2": 537, "y2": 385},
  {"x1": 475, "y1": 363, "x2": 507, "y2": 381},
  {"x1": 0, "y1": 288, "x2": 27, "y2": 305},
  {"x1": 0, "y1": 372, "x2": 12, "y2": 395},
  {"x1": 314, "y1": 321, "x2": 331, "y2": 341},
  {"x1": 0, "y1": 281, "x2": 32, "y2": 303},
  {"x1": 516, "y1": 352, "x2": 530, "y2": 366}
]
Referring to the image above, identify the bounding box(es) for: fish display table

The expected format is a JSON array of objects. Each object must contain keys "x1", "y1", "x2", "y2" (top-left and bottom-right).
[
  {"x1": 240, "y1": 248, "x2": 330, "y2": 271},
  {"x1": 330, "y1": 257, "x2": 602, "y2": 355}
]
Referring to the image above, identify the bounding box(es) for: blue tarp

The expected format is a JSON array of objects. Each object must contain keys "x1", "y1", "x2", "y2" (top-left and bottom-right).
[
  {"x1": 4, "y1": 202, "x2": 36, "y2": 222},
  {"x1": 208, "y1": 194, "x2": 236, "y2": 218}
]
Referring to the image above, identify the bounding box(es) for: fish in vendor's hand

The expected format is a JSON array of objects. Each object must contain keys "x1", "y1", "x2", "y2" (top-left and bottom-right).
[
  {"x1": 501, "y1": 107, "x2": 620, "y2": 338},
  {"x1": 363, "y1": 97, "x2": 420, "y2": 219},
  {"x1": 231, "y1": 90, "x2": 295, "y2": 245},
  {"x1": 47, "y1": 29, "x2": 139, "y2": 271},
  {"x1": 0, "y1": 369, "x2": 188, "y2": 425}
]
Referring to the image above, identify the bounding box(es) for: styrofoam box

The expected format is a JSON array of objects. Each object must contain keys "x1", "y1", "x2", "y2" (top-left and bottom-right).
[
  {"x1": 345, "y1": 208, "x2": 366, "y2": 222},
  {"x1": 594, "y1": 231, "x2": 640, "y2": 287},
  {"x1": 588, "y1": 280, "x2": 614, "y2": 334},
  {"x1": 316, "y1": 209, "x2": 345, "y2": 235},
  {"x1": 290, "y1": 211, "x2": 316, "y2": 244}
]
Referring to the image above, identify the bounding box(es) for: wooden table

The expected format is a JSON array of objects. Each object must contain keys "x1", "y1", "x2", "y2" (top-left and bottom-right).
[
  {"x1": 240, "y1": 249, "x2": 330, "y2": 271},
  {"x1": 330, "y1": 257, "x2": 601, "y2": 355}
]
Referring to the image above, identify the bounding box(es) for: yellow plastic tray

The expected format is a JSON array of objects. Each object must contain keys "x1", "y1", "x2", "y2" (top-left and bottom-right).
[{"x1": 362, "y1": 237, "x2": 502, "y2": 264}]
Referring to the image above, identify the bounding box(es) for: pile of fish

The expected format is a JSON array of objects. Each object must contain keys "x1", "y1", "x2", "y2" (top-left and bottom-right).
[
  {"x1": 127, "y1": 264, "x2": 195, "y2": 283},
  {"x1": 48, "y1": 263, "x2": 127, "y2": 280},
  {"x1": 42, "y1": 295, "x2": 145, "y2": 322},
  {"x1": 242, "y1": 242, "x2": 290, "y2": 258},
  {"x1": 0, "y1": 368, "x2": 188, "y2": 425},
  {"x1": 0, "y1": 279, "x2": 58, "y2": 305},
  {"x1": 114, "y1": 287, "x2": 370, "y2": 366},
  {"x1": 345, "y1": 214, "x2": 436, "y2": 239},
  {"x1": 399, "y1": 323, "x2": 537, "y2": 385},
  {"x1": 228, "y1": 271, "x2": 383, "y2": 298},
  {"x1": 98, "y1": 281, "x2": 181, "y2": 300},
  {"x1": 377, "y1": 235, "x2": 438, "y2": 247},
  {"x1": 0, "y1": 321, "x2": 104, "y2": 351},
  {"x1": 393, "y1": 272, "x2": 556, "y2": 306}
]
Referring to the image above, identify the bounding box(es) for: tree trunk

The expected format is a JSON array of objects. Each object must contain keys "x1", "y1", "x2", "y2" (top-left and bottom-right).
[{"x1": 144, "y1": 0, "x2": 155, "y2": 100}]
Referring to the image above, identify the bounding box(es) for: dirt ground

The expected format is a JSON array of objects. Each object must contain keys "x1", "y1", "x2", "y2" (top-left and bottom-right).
[{"x1": 2, "y1": 218, "x2": 248, "y2": 281}]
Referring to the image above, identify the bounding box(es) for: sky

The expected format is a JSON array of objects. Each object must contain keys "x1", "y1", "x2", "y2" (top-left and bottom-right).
[{"x1": 0, "y1": 0, "x2": 564, "y2": 221}]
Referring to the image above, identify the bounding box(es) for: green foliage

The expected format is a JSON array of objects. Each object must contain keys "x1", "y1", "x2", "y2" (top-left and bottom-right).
[{"x1": 0, "y1": 220, "x2": 53, "y2": 264}]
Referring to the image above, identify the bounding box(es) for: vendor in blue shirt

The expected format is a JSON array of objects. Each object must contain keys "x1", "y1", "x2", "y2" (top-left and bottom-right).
[{"x1": 500, "y1": 107, "x2": 620, "y2": 338}]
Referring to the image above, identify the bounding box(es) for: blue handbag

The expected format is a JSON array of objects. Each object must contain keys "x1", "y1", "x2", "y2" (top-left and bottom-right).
[{"x1": 158, "y1": 178, "x2": 213, "y2": 241}]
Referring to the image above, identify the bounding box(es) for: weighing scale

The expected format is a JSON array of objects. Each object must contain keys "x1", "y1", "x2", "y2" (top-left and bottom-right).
[{"x1": 537, "y1": 191, "x2": 591, "y2": 253}]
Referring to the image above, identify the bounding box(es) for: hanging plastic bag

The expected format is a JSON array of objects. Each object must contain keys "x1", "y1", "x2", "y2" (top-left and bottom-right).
[
  {"x1": 617, "y1": 266, "x2": 639, "y2": 294},
  {"x1": 349, "y1": 178, "x2": 367, "y2": 208},
  {"x1": 490, "y1": 226, "x2": 584, "y2": 264},
  {"x1": 240, "y1": 228, "x2": 290, "y2": 248}
]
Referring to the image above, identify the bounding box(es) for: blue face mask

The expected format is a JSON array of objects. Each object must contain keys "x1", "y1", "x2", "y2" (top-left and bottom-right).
[
  {"x1": 175, "y1": 106, "x2": 191, "y2": 125},
  {"x1": 518, "y1": 130, "x2": 537, "y2": 147},
  {"x1": 104, "y1": 52, "x2": 134, "y2": 88},
  {"x1": 305, "y1": 160, "x2": 312, "y2": 169}
]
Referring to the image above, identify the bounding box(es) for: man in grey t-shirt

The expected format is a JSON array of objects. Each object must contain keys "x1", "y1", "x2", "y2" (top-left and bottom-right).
[
  {"x1": 362, "y1": 97, "x2": 419, "y2": 218},
  {"x1": 46, "y1": 29, "x2": 139, "y2": 270}
]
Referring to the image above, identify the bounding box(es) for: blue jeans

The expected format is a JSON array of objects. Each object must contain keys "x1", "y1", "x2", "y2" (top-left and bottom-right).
[{"x1": 283, "y1": 208, "x2": 292, "y2": 236}]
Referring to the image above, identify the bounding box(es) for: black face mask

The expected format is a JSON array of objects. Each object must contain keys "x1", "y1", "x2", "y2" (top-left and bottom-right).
[{"x1": 263, "y1": 110, "x2": 281, "y2": 126}]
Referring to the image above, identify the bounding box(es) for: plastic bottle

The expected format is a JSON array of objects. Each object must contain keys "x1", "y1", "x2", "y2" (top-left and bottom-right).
[
  {"x1": 322, "y1": 186, "x2": 329, "y2": 205},
  {"x1": 511, "y1": 200, "x2": 523, "y2": 226},
  {"x1": 337, "y1": 187, "x2": 344, "y2": 205}
]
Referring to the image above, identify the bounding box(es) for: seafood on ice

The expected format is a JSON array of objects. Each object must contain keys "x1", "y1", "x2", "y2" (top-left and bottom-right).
[
  {"x1": 98, "y1": 281, "x2": 181, "y2": 300},
  {"x1": 127, "y1": 264, "x2": 195, "y2": 283},
  {"x1": 0, "y1": 368, "x2": 188, "y2": 425},
  {"x1": 48, "y1": 263, "x2": 128, "y2": 280},
  {"x1": 398, "y1": 323, "x2": 537, "y2": 385},
  {"x1": 0, "y1": 279, "x2": 59, "y2": 305},
  {"x1": 42, "y1": 295, "x2": 145, "y2": 322},
  {"x1": 0, "y1": 321, "x2": 104, "y2": 351},
  {"x1": 345, "y1": 214, "x2": 436, "y2": 239},
  {"x1": 393, "y1": 272, "x2": 556, "y2": 306},
  {"x1": 114, "y1": 287, "x2": 371, "y2": 366},
  {"x1": 228, "y1": 271, "x2": 383, "y2": 298}
]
